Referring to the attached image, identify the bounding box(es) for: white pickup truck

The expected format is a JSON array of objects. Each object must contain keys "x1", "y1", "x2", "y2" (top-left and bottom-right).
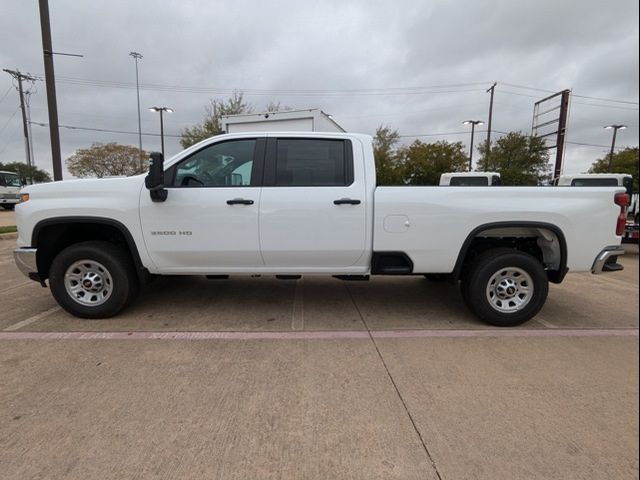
[{"x1": 13, "y1": 132, "x2": 628, "y2": 326}]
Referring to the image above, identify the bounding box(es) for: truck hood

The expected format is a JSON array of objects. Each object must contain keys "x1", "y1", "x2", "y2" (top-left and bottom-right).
[{"x1": 23, "y1": 175, "x2": 146, "y2": 199}]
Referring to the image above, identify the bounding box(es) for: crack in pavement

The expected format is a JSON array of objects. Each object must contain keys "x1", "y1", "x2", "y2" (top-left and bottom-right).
[{"x1": 344, "y1": 283, "x2": 444, "y2": 480}]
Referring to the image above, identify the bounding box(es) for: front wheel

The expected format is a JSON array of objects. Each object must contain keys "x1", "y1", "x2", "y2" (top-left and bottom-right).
[
  {"x1": 49, "y1": 241, "x2": 139, "y2": 318},
  {"x1": 461, "y1": 249, "x2": 548, "y2": 327}
]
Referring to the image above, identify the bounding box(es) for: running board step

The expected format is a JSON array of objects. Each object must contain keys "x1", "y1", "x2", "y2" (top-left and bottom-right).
[{"x1": 333, "y1": 275, "x2": 370, "y2": 281}]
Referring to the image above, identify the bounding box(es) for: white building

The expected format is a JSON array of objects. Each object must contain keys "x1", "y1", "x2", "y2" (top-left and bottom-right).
[{"x1": 222, "y1": 109, "x2": 345, "y2": 134}]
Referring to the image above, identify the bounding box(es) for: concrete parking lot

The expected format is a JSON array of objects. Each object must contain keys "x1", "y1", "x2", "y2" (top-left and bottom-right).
[{"x1": 0, "y1": 234, "x2": 638, "y2": 479}]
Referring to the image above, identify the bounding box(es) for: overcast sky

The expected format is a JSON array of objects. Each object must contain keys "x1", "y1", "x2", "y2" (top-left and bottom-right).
[{"x1": 0, "y1": 0, "x2": 638, "y2": 178}]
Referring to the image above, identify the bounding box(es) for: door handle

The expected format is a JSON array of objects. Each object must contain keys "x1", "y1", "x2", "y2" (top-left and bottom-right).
[
  {"x1": 333, "y1": 198, "x2": 361, "y2": 205},
  {"x1": 226, "y1": 198, "x2": 254, "y2": 205}
]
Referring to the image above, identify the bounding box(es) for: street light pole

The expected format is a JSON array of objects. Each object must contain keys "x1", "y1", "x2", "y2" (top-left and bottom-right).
[
  {"x1": 463, "y1": 120, "x2": 484, "y2": 171},
  {"x1": 604, "y1": 124, "x2": 627, "y2": 172},
  {"x1": 129, "y1": 52, "x2": 143, "y2": 170},
  {"x1": 149, "y1": 106, "x2": 173, "y2": 158}
]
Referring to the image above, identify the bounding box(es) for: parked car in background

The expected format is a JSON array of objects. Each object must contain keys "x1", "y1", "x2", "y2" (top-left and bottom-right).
[
  {"x1": 553, "y1": 173, "x2": 638, "y2": 244},
  {"x1": 0, "y1": 170, "x2": 21, "y2": 210},
  {"x1": 439, "y1": 172, "x2": 502, "y2": 186}
]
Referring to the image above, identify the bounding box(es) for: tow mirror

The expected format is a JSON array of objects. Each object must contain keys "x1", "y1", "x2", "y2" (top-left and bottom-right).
[{"x1": 145, "y1": 152, "x2": 168, "y2": 202}]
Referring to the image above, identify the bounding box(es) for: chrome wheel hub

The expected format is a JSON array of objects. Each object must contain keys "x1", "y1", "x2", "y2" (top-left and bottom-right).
[
  {"x1": 64, "y1": 260, "x2": 113, "y2": 306},
  {"x1": 486, "y1": 267, "x2": 533, "y2": 313}
]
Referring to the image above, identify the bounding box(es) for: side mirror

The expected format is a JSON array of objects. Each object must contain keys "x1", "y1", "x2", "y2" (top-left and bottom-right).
[{"x1": 145, "y1": 152, "x2": 168, "y2": 202}]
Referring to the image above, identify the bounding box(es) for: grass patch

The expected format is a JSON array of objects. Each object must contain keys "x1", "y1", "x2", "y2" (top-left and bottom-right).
[{"x1": 0, "y1": 225, "x2": 17, "y2": 234}]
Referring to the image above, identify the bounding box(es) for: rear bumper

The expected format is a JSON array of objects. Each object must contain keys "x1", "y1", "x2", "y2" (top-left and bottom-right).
[
  {"x1": 591, "y1": 246, "x2": 625, "y2": 274},
  {"x1": 13, "y1": 247, "x2": 38, "y2": 279}
]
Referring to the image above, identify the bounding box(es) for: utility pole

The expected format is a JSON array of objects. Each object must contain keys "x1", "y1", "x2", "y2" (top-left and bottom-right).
[
  {"x1": 38, "y1": 0, "x2": 63, "y2": 181},
  {"x1": 485, "y1": 82, "x2": 497, "y2": 170},
  {"x1": 2, "y1": 69, "x2": 37, "y2": 173},
  {"x1": 129, "y1": 51, "x2": 144, "y2": 170}
]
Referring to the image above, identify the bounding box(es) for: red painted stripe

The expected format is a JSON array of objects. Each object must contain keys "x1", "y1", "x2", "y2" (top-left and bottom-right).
[{"x1": 0, "y1": 328, "x2": 636, "y2": 341}]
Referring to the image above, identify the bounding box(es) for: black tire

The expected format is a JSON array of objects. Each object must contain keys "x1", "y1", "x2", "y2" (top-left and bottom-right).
[
  {"x1": 49, "y1": 241, "x2": 139, "y2": 319},
  {"x1": 2, "y1": 204, "x2": 15, "y2": 210},
  {"x1": 461, "y1": 249, "x2": 548, "y2": 327},
  {"x1": 423, "y1": 274, "x2": 449, "y2": 282}
]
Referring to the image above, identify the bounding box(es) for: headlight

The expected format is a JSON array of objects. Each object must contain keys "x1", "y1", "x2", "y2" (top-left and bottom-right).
[{"x1": 19, "y1": 193, "x2": 29, "y2": 203}]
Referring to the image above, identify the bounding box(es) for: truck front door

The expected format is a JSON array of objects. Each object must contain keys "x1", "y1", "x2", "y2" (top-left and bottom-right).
[{"x1": 140, "y1": 138, "x2": 265, "y2": 272}]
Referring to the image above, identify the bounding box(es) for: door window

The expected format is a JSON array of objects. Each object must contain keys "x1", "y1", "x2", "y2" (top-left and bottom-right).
[
  {"x1": 274, "y1": 139, "x2": 351, "y2": 186},
  {"x1": 173, "y1": 139, "x2": 256, "y2": 187}
]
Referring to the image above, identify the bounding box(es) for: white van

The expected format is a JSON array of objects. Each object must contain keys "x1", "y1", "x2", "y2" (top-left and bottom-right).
[
  {"x1": 0, "y1": 170, "x2": 21, "y2": 210},
  {"x1": 439, "y1": 172, "x2": 502, "y2": 186},
  {"x1": 552, "y1": 173, "x2": 633, "y2": 194},
  {"x1": 553, "y1": 173, "x2": 637, "y2": 243}
]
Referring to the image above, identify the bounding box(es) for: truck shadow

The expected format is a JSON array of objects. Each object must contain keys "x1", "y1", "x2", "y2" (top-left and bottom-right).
[{"x1": 124, "y1": 275, "x2": 483, "y2": 331}]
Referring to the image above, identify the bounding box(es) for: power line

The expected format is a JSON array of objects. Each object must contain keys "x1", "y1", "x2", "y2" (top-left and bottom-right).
[
  {"x1": 498, "y1": 89, "x2": 639, "y2": 111},
  {"x1": 0, "y1": 106, "x2": 20, "y2": 136},
  {"x1": 571, "y1": 101, "x2": 638, "y2": 111},
  {"x1": 34, "y1": 74, "x2": 490, "y2": 96},
  {"x1": 29, "y1": 73, "x2": 640, "y2": 107},
  {"x1": 0, "y1": 85, "x2": 14, "y2": 107},
  {"x1": 399, "y1": 129, "x2": 499, "y2": 138},
  {"x1": 29, "y1": 120, "x2": 182, "y2": 138},
  {"x1": 499, "y1": 81, "x2": 639, "y2": 105},
  {"x1": 566, "y1": 140, "x2": 629, "y2": 150},
  {"x1": 572, "y1": 93, "x2": 638, "y2": 105}
]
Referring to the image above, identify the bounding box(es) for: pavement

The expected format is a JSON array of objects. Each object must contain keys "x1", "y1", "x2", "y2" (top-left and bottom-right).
[
  {"x1": 0, "y1": 208, "x2": 16, "y2": 227},
  {"x1": 0, "y1": 239, "x2": 638, "y2": 479}
]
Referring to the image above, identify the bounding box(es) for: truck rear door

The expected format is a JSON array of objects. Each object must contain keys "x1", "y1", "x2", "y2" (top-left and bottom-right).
[{"x1": 258, "y1": 137, "x2": 366, "y2": 268}]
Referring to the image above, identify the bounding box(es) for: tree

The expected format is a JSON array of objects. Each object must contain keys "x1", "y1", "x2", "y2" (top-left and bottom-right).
[
  {"x1": 66, "y1": 143, "x2": 147, "y2": 178},
  {"x1": 265, "y1": 101, "x2": 293, "y2": 113},
  {"x1": 180, "y1": 92, "x2": 253, "y2": 148},
  {"x1": 373, "y1": 125, "x2": 404, "y2": 185},
  {"x1": 399, "y1": 140, "x2": 468, "y2": 185},
  {"x1": 589, "y1": 146, "x2": 639, "y2": 191},
  {"x1": 477, "y1": 132, "x2": 551, "y2": 185},
  {"x1": 0, "y1": 161, "x2": 51, "y2": 183}
]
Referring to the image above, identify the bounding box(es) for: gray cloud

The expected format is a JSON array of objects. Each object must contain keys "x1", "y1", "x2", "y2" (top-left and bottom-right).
[{"x1": 0, "y1": 0, "x2": 637, "y2": 178}]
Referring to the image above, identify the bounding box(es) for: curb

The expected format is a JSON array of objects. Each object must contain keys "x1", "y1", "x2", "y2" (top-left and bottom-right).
[{"x1": 0, "y1": 232, "x2": 17, "y2": 241}]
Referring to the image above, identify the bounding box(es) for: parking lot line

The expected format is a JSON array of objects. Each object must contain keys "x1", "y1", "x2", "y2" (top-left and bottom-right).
[
  {"x1": 291, "y1": 277, "x2": 305, "y2": 330},
  {"x1": 534, "y1": 317, "x2": 558, "y2": 328},
  {"x1": 0, "y1": 327, "x2": 636, "y2": 341},
  {"x1": 0, "y1": 280, "x2": 34, "y2": 295},
  {"x1": 2, "y1": 306, "x2": 61, "y2": 332}
]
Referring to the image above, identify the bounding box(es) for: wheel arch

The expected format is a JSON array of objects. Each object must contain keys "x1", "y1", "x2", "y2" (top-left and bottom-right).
[
  {"x1": 31, "y1": 216, "x2": 145, "y2": 281},
  {"x1": 452, "y1": 221, "x2": 568, "y2": 284}
]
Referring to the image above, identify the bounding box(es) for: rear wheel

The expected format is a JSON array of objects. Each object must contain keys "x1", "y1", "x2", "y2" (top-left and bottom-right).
[
  {"x1": 49, "y1": 241, "x2": 139, "y2": 318},
  {"x1": 461, "y1": 249, "x2": 548, "y2": 327}
]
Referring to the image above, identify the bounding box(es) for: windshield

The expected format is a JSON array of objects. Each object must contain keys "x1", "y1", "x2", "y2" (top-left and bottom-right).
[{"x1": 0, "y1": 172, "x2": 21, "y2": 188}]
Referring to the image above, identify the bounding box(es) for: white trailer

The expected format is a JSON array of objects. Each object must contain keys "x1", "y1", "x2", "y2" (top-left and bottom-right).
[{"x1": 222, "y1": 109, "x2": 345, "y2": 133}]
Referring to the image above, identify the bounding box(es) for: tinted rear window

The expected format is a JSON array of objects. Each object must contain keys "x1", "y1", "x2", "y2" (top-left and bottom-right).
[
  {"x1": 275, "y1": 139, "x2": 348, "y2": 186},
  {"x1": 449, "y1": 176, "x2": 489, "y2": 186},
  {"x1": 570, "y1": 178, "x2": 618, "y2": 187}
]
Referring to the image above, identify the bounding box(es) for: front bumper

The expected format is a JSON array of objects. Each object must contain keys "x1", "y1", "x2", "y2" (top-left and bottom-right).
[
  {"x1": 13, "y1": 247, "x2": 38, "y2": 279},
  {"x1": 591, "y1": 246, "x2": 625, "y2": 274}
]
